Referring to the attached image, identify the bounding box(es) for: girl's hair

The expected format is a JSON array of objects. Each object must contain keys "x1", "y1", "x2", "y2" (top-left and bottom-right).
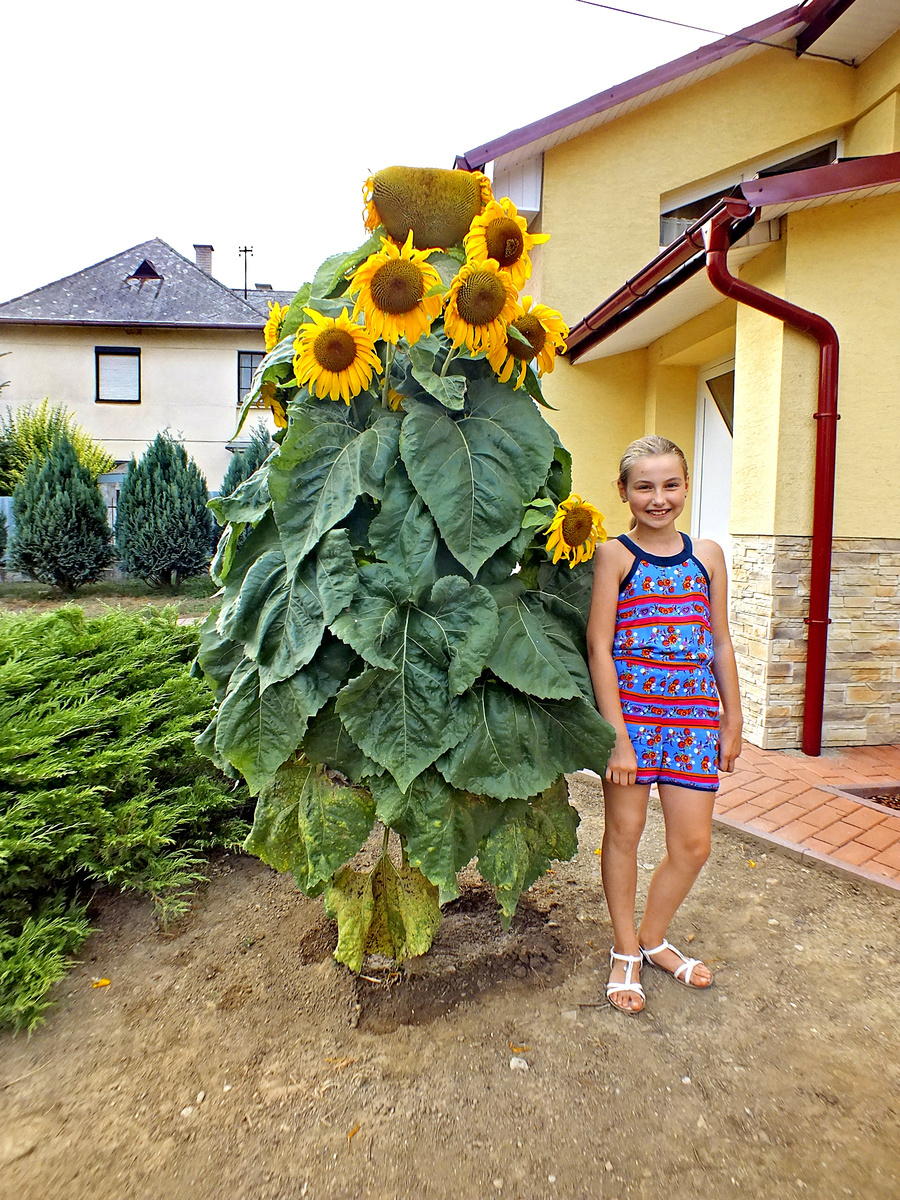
[{"x1": 618, "y1": 435, "x2": 688, "y2": 487}]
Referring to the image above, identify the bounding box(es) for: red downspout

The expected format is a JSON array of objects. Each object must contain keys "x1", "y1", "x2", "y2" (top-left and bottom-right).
[{"x1": 704, "y1": 200, "x2": 840, "y2": 757}]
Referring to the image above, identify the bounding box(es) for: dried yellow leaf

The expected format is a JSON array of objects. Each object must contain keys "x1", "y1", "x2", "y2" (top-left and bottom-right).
[
  {"x1": 347, "y1": 1122, "x2": 360, "y2": 1143},
  {"x1": 91, "y1": 978, "x2": 110, "y2": 988}
]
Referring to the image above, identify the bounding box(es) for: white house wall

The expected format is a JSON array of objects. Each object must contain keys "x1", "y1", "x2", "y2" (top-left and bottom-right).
[{"x1": 0, "y1": 324, "x2": 272, "y2": 488}]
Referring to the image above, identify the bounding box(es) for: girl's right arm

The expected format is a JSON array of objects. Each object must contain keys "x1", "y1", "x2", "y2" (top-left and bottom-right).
[{"x1": 586, "y1": 540, "x2": 638, "y2": 785}]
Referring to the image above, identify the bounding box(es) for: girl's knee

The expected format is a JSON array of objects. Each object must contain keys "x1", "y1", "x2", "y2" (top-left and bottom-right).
[
  {"x1": 671, "y1": 836, "x2": 710, "y2": 871},
  {"x1": 603, "y1": 817, "x2": 646, "y2": 854}
]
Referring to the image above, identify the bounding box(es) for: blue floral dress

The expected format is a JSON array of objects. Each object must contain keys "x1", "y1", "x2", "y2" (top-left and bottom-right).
[{"x1": 613, "y1": 533, "x2": 720, "y2": 792}]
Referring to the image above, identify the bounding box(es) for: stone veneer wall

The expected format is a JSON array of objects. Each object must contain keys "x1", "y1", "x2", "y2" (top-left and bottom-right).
[{"x1": 730, "y1": 535, "x2": 900, "y2": 749}]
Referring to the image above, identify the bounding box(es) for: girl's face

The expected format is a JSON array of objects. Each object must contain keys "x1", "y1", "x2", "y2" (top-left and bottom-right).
[{"x1": 619, "y1": 453, "x2": 688, "y2": 530}]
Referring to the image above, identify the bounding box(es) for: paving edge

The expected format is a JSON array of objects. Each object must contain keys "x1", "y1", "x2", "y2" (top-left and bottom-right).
[{"x1": 712, "y1": 812, "x2": 900, "y2": 897}]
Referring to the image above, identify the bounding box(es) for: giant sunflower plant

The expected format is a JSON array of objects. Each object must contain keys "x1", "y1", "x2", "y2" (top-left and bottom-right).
[{"x1": 195, "y1": 166, "x2": 615, "y2": 971}]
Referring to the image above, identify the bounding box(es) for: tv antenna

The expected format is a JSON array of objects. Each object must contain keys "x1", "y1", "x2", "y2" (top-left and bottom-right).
[{"x1": 238, "y1": 246, "x2": 254, "y2": 299}]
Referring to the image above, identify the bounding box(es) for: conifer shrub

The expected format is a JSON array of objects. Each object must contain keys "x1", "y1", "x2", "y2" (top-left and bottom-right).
[
  {"x1": 0, "y1": 510, "x2": 6, "y2": 564},
  {"x1": 8, "y1": 433, "x2": 114, "y2": 592},
  {"x1": 0, "y1": 606, "x2": 250, "y2": 1031},
  {"x1": 220, "y1": 423, "x2": 274, "y2": 499},
  {"x1": 0, "y1": 398, "x2": 115, "y2": 494},
  {"x1": 116, "y1": 432, "x2": 215, "y2": 588}
]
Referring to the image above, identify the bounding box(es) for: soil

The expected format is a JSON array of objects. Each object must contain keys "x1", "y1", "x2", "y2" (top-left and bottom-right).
[
  {"x1": 2, "y1": 774, "x2": 898, "y2": 1200},
  {"x1": 0, "y1": 581, "x2": 215, "y2": 622}
]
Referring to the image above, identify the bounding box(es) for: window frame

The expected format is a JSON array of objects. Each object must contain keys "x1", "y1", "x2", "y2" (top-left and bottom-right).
[
  {"x1": 238, "y1": 350, "x2": 265, "y2": 405},
  {"x1": 95, "y1": 346, "x2": 141, "y2": 404}
]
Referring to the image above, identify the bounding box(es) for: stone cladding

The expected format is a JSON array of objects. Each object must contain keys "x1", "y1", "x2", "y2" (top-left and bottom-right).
[{"x1": 730, "y1": 535, "x2": 900, "y2": 749}]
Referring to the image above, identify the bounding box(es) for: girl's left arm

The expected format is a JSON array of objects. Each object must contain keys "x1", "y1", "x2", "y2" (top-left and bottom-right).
[{"x1": 699, "y1": 539, "x2": 743, "y2": 773}]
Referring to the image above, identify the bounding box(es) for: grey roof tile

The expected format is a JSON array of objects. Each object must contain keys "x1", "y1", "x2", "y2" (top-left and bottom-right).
[{"x1": 0, "y1": 239, "x2": 296, "y2": 328}]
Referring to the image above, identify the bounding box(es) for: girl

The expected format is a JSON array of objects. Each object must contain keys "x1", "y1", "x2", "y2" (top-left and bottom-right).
[{"x1": 586, "y1": 436, "x2": 742, "y2": 1015}]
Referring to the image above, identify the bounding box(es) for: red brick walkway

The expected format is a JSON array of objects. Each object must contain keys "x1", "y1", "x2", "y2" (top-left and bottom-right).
[{"x1": 714, "y1": 742, "x2": 900, "y2": 890}]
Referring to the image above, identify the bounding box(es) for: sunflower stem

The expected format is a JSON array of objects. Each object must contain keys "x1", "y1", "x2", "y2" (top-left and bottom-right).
[
  {"x1": 381, "y1": 825, "x2": 391, "y2": 856},
  {"x1": 381, "y1": 344, "x2": 396, "y2": 408},
  {"x1": 440, "y1": 345, "x2": 459, "y2": 378}
]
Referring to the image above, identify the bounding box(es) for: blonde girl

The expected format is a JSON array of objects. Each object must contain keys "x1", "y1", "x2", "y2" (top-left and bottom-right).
[{"x1": 586, "y1": 436, "x2": 742, "y2": 1015}]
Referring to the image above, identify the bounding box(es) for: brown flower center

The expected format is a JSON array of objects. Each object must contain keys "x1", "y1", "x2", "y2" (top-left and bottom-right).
[
  {"x1": 485, "y1": 216, "x2": 525, "y2": 267},
  {"x1": 507, "y1": 314, "x2": 546, "y2": 360},
  {"x1": 561, "y1": 507, "x2": 595, "y2": 547},
  {"x1": 456, "y1": 270, "x2": 507, "y2": 326},
  {"x1": 370, "y1": 258, "x2": 425, "y2": 314},
  {"x1": 313, "y1": 328, "x2": 357, "y2": 373}
]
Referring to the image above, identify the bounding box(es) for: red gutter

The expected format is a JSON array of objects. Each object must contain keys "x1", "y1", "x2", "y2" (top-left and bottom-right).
[{"x1": 703, "y1": 199, "x2": 839, "y2": 757}]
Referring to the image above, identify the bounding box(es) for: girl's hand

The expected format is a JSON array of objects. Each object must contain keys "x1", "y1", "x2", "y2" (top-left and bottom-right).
[
  {"x1": 606, "y1": 734, "x2": 638, "y2": 786},
  {"x1": 718, "y1": 722, "x2": 743, "y2": 773}
]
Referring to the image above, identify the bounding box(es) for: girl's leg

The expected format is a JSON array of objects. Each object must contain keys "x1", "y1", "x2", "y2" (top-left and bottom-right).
[
  {"x1": 637, "y1": 783, "x2": 715, "y2": 987},
  {"x1": 601, "y1": 779, "x2": 651, "y2": 1012}
]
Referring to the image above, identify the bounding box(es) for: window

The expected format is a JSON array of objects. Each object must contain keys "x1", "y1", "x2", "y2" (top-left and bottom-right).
[
  {"x1": 238, "y1": 351, "x2": 264, "y2": 403},
  {"x1": 96, "y1": 347, "x2": 140, "y2": 403}
]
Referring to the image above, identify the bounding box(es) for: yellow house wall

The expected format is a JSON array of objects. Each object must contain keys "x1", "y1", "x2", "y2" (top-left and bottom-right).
[
  {"x1": 0, "y1": 325, "x2": 269, "y2": 488},
  {"x1": 541, "y1": 50, "x2": 855, "y2": 327},
  {"x1": 844, "y1": 91, "x2": 899, "y2": 156}
]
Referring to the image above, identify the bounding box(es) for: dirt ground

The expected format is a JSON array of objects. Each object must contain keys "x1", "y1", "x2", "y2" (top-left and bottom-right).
[
  {"x1": 2, "y1": 774, "x2": 898, "y2": 1200},
  {"x1": 0, "y1": 581, "x2": 215, "y2": 622}
]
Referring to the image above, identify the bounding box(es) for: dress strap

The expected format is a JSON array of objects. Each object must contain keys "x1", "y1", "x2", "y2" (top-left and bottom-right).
[{"x1": 617, "y1": 532, "x2": 691, "y2": 566}]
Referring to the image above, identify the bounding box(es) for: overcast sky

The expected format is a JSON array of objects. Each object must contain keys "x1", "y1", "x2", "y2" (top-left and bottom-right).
[{"x1": 4, "y1": 0, "x2": 786, "y2": 301}]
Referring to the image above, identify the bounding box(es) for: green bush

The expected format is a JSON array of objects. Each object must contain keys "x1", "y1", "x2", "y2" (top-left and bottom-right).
[
  {"x1": 220, "y1": 423, "x2": 274, "y2": 499},
  {"x1": 8, "y1": 433, "x2": 114, "y2": 592},
  {"x1": 0, "y1": 510, "x2": 6, "y2": 565},
  {"x1": 0, "y1": 398, "x2": 115, "y2": 494},
  {"x1": 0, "y1": 606, "x2": 250, "y2": 1031},
  {"x1": 116, "y1": 432, "x2": 216, "y2": 588}
]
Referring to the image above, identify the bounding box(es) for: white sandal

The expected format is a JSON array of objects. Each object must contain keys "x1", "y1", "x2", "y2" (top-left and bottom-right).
[
  {"x1": 640, "y1": 938, "x2": 711, "y2": 988},
  {"x1": 606, "y1": 949, "x2": 645, "y2": 1014}
]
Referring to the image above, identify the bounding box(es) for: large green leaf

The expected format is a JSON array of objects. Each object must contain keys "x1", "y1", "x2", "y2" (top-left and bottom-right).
[
  {"x1": 407, "y1": 340, "x2": 467, "y2": 411},
  {"x1": 302, "y1": 699, "x2": 382, "y2": 783},
  {"x1": 210, "y1": 521, "x2": 245, "y2": 586},
  {"x1": 368, "y1": 463, "x2": 439, "y2": 601},
  {"x1": 533, "y1": 557, "x2": 596, "y2": 637},
  {"x1": 244, "y1": 758, "x2": 375, "y2": 895},
  {"x1": 400, "y1": 377, "x2": 555, "y2": 574},
  {"x1": 217, "y1": 528, "x2": 357, "y2": 690},
  {"x1": 209, "y1": 458, "x2": 274, "y2": 526},
  {"x1": 324, "y1": 853, "x2": 441, "y2": 972},
  {"x1": 487, "y1": 579, "x2": 582, "y2": 701},
  {"x1": 437, "y1": 681, "x2": 616, "y2": 800},
  {"x1": 214, "y1": 641, "x2": 354, "y2": 795},
  {"x1": 331, "y1": 568, "x2": 496, "y2": 789},
  {"x1": 269, "y1": 407, "x2": 401, "y2": 571},
  {"x1": 369, "y1": 769, "x2": 503, "y2": 900},
  {"x1": 477, "y1": 776, "x2": 579, "y2": 926},
  {"x1": 194, "y1": 611, "x2": 243, "y2": 703},
  {"x1": 309, "y1": 233, "x2": 383, "y2": 301}
]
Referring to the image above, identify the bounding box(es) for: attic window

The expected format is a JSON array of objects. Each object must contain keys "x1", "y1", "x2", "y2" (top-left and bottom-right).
[
  {"x1": 660, "y1": 141, "x2": 838, "y2": 245},
  {"x1": 128, "y1": 259, "x2": 162, "y2": 281}
]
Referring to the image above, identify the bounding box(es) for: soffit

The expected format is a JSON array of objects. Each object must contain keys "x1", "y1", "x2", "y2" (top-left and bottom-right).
[{"x1": 807, "y1": 0, "x2": 900, "y2": 63}]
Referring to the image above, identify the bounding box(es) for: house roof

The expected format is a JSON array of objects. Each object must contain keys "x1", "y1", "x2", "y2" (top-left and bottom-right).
[
  {"x1": 0, "y1": 238, "x2": 294, "y2": 330},
  {"x1": 567, "y1": 151, "x2": 900, "y2": 362},
  {"x1": 455, "y1": 1, "x2": 899, "y2": 174}
]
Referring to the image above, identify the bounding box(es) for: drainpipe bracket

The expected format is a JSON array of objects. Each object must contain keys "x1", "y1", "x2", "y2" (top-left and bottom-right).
[
  {"x1": 803, "y1": 617, "x2": 832, "y2": 626},
  {"x1": 813, "y1": 412, "x2": 841, "y2": 420}
]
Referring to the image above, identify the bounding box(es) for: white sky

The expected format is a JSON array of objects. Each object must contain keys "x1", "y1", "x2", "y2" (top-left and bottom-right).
[{"x1": 4, "y1": 0, "x2": 786, "y2": 301}]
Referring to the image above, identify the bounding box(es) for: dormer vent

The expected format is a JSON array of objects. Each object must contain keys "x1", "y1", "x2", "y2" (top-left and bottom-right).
[{"x1": 128, "y1": 259, "x2": 162, "y2": 281}]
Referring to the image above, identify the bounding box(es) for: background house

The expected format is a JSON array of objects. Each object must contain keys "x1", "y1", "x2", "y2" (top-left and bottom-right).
[
  {"x1": 456, "y1": 0, "x2": 900, "y2": 751},
  {"x1": 0, "y1": 239, "x2": 294, "y2": 491}
]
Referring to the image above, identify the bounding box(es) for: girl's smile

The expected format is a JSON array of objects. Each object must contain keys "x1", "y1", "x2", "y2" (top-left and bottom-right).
[{"x1": 618, "y1": 453, "x2": 688, "y2": 540}]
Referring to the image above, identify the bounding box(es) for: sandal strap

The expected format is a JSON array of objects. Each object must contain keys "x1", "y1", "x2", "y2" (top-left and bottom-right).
[
  {"x1": 641, "y1": 939, "x2": 704, "y2": 986},
  {"x1": 606, "y1": 980, "x2": 645, "y2": 999},
  {"x1": 607, "y1": 948, "x2": 644, "y2": 1000}
]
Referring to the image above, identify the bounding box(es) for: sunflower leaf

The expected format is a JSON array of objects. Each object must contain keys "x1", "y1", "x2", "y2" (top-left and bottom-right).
[
  {"x1": 244, "y1": 759, "x2": 375, "y2": 895},
  {"x1": 437, "y1": 681, "x2": 615, "y2": 800},
  {"x1": 332, "y1": 572, "x2": 496, "y2": 791},
  {"x1": 303, "y1": 699, "x2": 383, "y2": 783},
  {"x1": 269, "y1": 407, "x2": 401, "y2": 572},
  {"x1": 368, "y1": 463, "x2": 440, "y2": 600},
  {"x1": 279, "y1": 283, "x2": 312, "y2": 341},
  {"x1": 522, "y1": 364, "x2": 557, "y2": 410},
  {"x1": 308, "y1": 233, "x2": 384, "y2": 301},
  {"x1": 209, "y1": 457, "x2": 274, "y2": 526},
  {"x1": 406, "y1": 341, "x2": 467, "y2": 411},
  {"x1": 369, "y1": 769, "x2": 503, "y2": 900},
  {"x1": 213, "y1": 660, "x2": 307, "y2": 795},
  {"x1": 400, "y1": 379, "x2": 555, "y2": 575},
  {"x1": 476, "y1": 776, "x2": 579, "y2": 926},
  {"x1": 324, "y1": 854, "x2": 441, "y2": 972},
  {"x1": 533, "y1": 557, "x2": 596, "y2": 637},
  {"x1": 210, "y1": 520, "x2": 245, "y2": 585},
  {"x1": 486, "y1": 579, "x2": 582, "y2": 701},
  {"x1": 217, "y1": 528, "x2": 357, "y2": 690}
]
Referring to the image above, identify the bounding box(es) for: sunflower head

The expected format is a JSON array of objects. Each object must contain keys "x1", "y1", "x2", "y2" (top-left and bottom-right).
[
  {"x1": 545, "y1": 494, "x2": 606, "y2": 568},
  {"x1": 349, "y1": 231, "x2": 444, "y2": 345},
  {"x1": 487, "y1": 296, "x2": 570, "y2": 388},
  {"x1": 293, "y1": 307, "x2": 383, "y2": 405},
  {"x1": 363, "y1": 166, "x2": 493, "y2": 249},
  {"x1": 443, "y1": 258, "x2": 519, "y2": 355},
  {"x1": 464, "y1": 197, "x2": 549, "y2": 291},
  {"x1": 259, "y1": 380, "x2": 288, "y2": 428},
  {"x1": 263, "y1": 301, "x2": 290, "y2": 352}
]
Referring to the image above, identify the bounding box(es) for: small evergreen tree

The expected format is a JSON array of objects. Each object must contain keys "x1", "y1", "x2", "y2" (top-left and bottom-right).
[
  {"x1": 0, "y1": 511, "x2": 6, "y2": 564},
  {"x1": 115, "y1": 432, "x2": 215, "y2": 589},
  {"x1": 9, "y1": 434, "x2": 114, "y2": 591},
  {"x1": 219, "y1": 423, "x2": 274, "y2": 498}
]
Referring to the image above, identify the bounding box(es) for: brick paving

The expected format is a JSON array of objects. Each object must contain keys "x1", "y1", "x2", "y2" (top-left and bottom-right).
[{"x1": 714, "y1": 742, "x2": 900, "y2": 891}]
